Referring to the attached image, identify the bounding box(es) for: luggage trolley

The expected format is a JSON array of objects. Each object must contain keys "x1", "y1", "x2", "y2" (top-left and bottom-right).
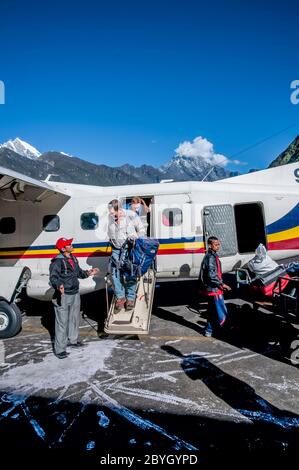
[
  {"x1": 236, "y1": 265, "x2": 289, "y2": 298},
  {"x1": 104, "y1": 268, "x2": 156, "y2": 335}
]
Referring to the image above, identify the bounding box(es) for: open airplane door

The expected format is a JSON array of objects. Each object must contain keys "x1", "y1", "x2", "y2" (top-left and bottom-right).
[
  {"x1": 0, "y1": 166, "x2": 70, "y2": 337},
  {"x1": 104, "y1": 268, "x2": 156, "y2": 335}
]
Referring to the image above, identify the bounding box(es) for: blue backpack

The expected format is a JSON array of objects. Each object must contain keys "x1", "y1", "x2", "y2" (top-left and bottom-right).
[{"x1": 119, "y1": 237, "x2": 160, "y2": 278}]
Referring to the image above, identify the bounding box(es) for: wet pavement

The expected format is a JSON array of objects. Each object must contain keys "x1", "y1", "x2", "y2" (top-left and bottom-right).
[{"x1": 0, "y1": 281, "x2": 299, "y2": 466}]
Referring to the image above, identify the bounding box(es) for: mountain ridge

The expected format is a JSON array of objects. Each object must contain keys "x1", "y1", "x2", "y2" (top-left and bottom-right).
[
  {"x1": 269, "y1": 135, "x2": 299, "y2": 168},
  {"x1": 1, "y1": 135, "x2": 298, "y2": 186},
  {"x1": 0, "y1": 137, "x2": 233, "y2": 186}
]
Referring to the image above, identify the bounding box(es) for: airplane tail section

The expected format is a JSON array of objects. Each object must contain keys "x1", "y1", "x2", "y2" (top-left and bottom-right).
[{"x1": 217, "y1": 162, "x2": 299, "y2": 186}]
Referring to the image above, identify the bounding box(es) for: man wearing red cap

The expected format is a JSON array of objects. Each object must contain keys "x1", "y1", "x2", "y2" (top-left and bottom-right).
[{"x1": 50, "y1": 237, "x2": 99, "y2": 359}]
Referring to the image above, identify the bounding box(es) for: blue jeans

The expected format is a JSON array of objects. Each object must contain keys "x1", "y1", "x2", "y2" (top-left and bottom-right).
[
  {"x1": 205, "y1": 294, "x2": 227, "y2": 336},
  {"x1": 110, "y1": 249, "x2": 137, "y2": 301}
]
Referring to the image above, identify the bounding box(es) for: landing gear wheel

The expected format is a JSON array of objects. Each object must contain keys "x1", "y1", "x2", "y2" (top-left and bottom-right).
[
  {"x1": 0, "y1": 301, "x2": 22, "y2": 339},
  {"x1": 289, "y1": 340, "x2": 299, "y2": 365}
]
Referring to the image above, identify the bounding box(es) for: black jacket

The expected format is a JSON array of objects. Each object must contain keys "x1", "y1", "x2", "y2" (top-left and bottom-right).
[
  {"x1": 198, "y1": 249, "x2": 223, "y2": 294},
  {"x1": 49, "y1": 254, "x2": 88, "y2": 295}
]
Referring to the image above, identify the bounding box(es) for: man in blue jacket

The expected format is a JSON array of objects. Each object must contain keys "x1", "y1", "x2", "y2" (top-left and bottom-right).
[
  {"x1": 50, "y1": 237, "x2": 99, "y2": 359},
  {"x1": 199, "y1": 236, "x2": 231, "y2": 337}
]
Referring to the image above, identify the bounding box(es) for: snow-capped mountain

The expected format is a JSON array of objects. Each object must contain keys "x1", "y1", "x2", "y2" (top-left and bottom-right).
[
  {"x1": 0, "y1": 137, "x2": 41, "y2": 160},
  {"x1": 0, "y1": 136, "x2": 235, "y2": 185},
  {"x1": 160, "y1": 154, "x2": 229, "y2": 181}
]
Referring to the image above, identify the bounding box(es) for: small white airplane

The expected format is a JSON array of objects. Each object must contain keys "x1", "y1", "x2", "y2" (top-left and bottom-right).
[{"x1": 1, "y1": 162, "x2": 299, "y2": 338}]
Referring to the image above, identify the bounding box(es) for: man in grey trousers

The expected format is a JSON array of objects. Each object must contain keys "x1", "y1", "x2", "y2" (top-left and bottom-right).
[{"x1": 50, "y1": 237, "x2": 99, "y2": 359}]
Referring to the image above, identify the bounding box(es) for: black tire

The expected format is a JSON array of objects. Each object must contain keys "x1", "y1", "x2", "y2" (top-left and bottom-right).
[
  {"x1": 290, "y1": 347, "x2": 299, "y2": 366},
  {"x1": 290, "y1": 340, "x2": 299, "y2": 365},
  {"x1": 0, "y1": 301, "x2": 22, "y2": 339}
]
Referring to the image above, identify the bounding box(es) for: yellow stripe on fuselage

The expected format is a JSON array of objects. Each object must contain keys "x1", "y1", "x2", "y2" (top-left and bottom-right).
[
  {"x1": 159, "y1": 242, "x2": 204, "y2": 250},
  {"x1": 267, "y1": 226, "x2": 299, "y2": 243},
  {"x1": 0, "y1": 249, "x2": 56, "y2": 256}
]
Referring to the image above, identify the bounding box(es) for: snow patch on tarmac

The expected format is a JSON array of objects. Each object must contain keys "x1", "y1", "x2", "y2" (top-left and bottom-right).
[{"x1": 0, "y1": 340, "x2": 116, "y2": 393}]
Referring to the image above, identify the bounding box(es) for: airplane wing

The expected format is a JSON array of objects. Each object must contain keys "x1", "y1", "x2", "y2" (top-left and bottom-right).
[
  {"x1": 0, "y1": 165, "x2": 70, "y2": 202},
  {"x1": 216, "y1": 162, "x2": 299, "y2": 187}
]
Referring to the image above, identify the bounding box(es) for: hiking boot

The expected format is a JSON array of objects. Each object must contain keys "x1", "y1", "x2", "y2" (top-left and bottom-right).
[
  {"x1": 203, "y1": 330, "x2": 212, "y2": 337},
  {"x1": 68, "y1": 341, "x2": 85, "y2": 348},
  {"x1": 125, "y1": 299, "x2": 135, "y2": 311},
  {"x1": 114, "y1": 298, "x2": 125, "y2": 313},
  {"x1": 55, "y1": 351, "x2": 69, "y2": 359}
]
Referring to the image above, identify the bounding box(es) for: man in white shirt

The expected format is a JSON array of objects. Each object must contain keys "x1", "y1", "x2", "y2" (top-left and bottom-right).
[{"x1": 108, "y1": 199, "x2": 145, "y2": 312}]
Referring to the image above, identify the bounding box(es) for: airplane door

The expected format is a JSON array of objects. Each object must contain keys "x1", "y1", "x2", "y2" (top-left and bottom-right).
[
  {"x1": 203, "y1": 204, "x2": 238, "y2": 257},
  {"x1": 153, "y1": 194, "x2": 193, "y2": 277}
]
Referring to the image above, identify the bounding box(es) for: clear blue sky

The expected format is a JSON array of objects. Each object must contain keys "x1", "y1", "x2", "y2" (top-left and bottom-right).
[{"x1": 0, "y1": 0, "x2": 299, "y2": 170}]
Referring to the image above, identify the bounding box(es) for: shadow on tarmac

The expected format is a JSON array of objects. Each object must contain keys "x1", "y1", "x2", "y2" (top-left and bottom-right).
[
  {"x1": 0, "y1": 388, "x2": 298, "y2": 466},
  {"x1": 162, "y1": 344, "x2": 299, "y2": 424}
]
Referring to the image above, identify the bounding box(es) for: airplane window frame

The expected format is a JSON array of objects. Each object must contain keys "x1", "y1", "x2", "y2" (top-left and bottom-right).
[
  {"x1": 162, "y1": 208, "x2": 183, "y2": 227},
  {"x1": 43, "y1": 214, "x2": 60, "y2": 232},
  {"x1": 0, "y1": 216, "x2": 16, "y2": 234},
  {"x1": 80, "y1": 212, "x2": 99, "y2": 230}
]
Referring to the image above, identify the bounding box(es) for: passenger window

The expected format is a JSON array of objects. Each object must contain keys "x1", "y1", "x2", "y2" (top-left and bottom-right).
[
  {"x1": 81, "y1": 212, "x2": 99, "y2": 230},
  {"x1": 43, "y1": 215, "x2": 60, "y2": 232},
  {"x1": 0, "y1": 217, "x2": 16, "y2": 234},
  {"x1": 162, "y1": 208, "x2": 183, "y2": 227}
]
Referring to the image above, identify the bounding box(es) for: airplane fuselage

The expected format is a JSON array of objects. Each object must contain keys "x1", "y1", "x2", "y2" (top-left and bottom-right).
[{"x1": 1, "y1": 175, "x2": 299, "y2": 300}]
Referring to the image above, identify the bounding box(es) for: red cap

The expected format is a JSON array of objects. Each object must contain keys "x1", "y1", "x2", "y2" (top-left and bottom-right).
[{"x1": 55, "y1": 237, "x2": 73, "y2": 251}]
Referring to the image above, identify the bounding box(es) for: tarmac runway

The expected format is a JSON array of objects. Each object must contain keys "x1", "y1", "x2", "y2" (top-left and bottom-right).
[{"x1": 0, "y1": 280, "x2": 299, "y2": 466}]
